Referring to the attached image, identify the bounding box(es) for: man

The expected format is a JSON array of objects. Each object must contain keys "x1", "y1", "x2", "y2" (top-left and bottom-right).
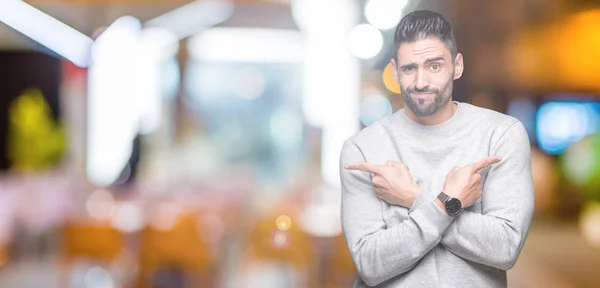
[{"x1": 339, "y1": 10, "x2": 534, "y2": 288}]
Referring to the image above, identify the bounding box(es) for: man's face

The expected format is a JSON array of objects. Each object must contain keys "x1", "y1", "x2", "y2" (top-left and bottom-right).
[{"x1": 391, "y1": 37, "x2": 463, "y2": 117}]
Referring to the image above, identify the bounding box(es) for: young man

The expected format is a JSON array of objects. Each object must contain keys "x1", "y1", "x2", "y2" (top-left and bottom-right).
[{"x1": 339, "y1": 10, "x2": 534, "y2": 288}]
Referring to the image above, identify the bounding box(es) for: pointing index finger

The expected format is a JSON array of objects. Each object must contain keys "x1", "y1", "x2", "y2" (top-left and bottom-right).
[
  {"x1": 344, "y1": 162, "x2": 383, "y2": 175},
  {"x1": 469, "y1": 156, "x2": 502, "y2": 172}
]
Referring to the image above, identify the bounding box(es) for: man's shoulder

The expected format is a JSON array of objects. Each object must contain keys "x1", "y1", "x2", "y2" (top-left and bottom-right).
[
  {"x1": 463, "y1": 103, "x2": 529, "y2": 150},
  {"x1": 343, "y1": 113, "x2": 396, "y2": 149},
  {"x1": 465, "y1": 102, "x2": 521, "y2": 132}
]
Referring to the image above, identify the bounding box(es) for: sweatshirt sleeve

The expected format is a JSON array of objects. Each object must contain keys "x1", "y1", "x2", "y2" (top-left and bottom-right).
[
  {"x1": 440, "y1": 121, "x2": 535, "y2": 270},
  {"x1": 340, "y1": 140, "x2": 455, "y2": 286}
]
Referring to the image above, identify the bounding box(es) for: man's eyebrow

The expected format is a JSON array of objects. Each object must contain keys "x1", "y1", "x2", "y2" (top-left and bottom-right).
[
  {"x1": 400, "y1": 56, "x2": 446, "y2": 69},
  {"x1": 424, "y1": 56, "x2": 445, "y2": 64}
]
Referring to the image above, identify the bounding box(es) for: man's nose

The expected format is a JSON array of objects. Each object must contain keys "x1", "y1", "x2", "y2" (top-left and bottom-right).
[{"x1": 415, "y1": 69, "x2": 429, "y2": 90}]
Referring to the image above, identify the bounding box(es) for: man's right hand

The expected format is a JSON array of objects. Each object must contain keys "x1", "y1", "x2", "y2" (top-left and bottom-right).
[
  {"x1": 442, "y1": 156, "x2": 501, "y2": 208},
  {"x1": 344, "y1": 160, "x2": 420, "y2": 209}
]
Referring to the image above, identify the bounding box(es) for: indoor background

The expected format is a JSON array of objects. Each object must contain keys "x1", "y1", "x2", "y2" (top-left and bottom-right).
[{"x1": 0, "y1": 0, "x2": 599, "y2": 287}]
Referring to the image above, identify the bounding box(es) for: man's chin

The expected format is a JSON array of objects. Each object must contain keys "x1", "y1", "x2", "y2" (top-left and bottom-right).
[{"x1": 408, "y1": 103, "x2": 437, "y2": 117}]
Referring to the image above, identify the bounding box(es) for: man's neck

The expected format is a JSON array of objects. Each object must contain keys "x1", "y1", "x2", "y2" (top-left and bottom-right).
[{"x1": 405, "y1": 101, "x2": 457, "y2": 126}]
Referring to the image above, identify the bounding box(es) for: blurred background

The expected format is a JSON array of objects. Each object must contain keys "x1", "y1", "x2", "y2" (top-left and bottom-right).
[{"x1": 0, "y1": 0, "x2": 599, "y2": 287}]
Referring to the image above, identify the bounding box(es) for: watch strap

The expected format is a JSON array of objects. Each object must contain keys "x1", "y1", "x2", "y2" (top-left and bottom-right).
[{"x1": 437, "y1": 191, "x2": 450, "y2": 203}]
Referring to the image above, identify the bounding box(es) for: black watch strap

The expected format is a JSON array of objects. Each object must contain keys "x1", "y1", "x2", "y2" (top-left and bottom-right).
[{"x1": 437, "y1": 191, "x2": 450, "y2": 203}]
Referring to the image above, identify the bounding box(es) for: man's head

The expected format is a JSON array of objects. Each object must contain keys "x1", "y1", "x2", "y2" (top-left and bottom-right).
[{"x1": 391, "y1": 10, "x2": 463, "y2": 117}]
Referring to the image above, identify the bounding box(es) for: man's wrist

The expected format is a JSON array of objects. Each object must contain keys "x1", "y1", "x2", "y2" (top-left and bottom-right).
[
  {"x1": 435, "y1": 198, "x2": 446, "y2": 211},
  {"x1": 435, "y1": 192, "x2": 463, "y2": 217}
]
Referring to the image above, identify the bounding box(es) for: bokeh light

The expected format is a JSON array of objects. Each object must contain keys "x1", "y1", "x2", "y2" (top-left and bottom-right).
[
  {"x1": 271, "y1": 230, "x2": 290, "y2": 249},
  {"x1": 555, "y1": 10, "x2": 600, "y2": 90},
  {"x1": 275, "y1": 215, "x2": 292, "y2": 231},
  {"x1": 149, "y1": 202, "x2": 180, "y2": 231},
  {"x1": 579, "y1": 202, "x2": 600, "y2": 248},
  {"x1": 561, "y1": 133, "x2": 600, "y2": 199},
  {"x1": 382, "y1": 63, "x2": 401, "y2": 94},
  {"x1": 298, "y1": 202, "x2": 342, "y2": 237},
  {"x1": 536, "y1": 101, "x2": 600, "y2": 155},
  {"x1": 365, "y1": 0, "x2": 409, "y2": 30},
  {"x1": 347, "y1": 24, "x2": 383, "y2": 59},
  {"x1": 110, "y1": 202, "x2": 144, "y2": 233},
  {"x1": 360, "y1": 94, "x2": 393, "y2": 126},
  {"x1": 85, "y1": 189, "x2": 115, "y2": 220},
  {"x1": 84, "y1": 266, "x2": 115, "y2": 288}
]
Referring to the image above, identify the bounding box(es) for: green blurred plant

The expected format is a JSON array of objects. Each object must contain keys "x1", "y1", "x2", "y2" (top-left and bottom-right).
[
  {"x1": 7, "y1": 88, "x2": 66, "y2": 172},
  {"x1": 560, "y1": 133, "x2": 600, "y2": 202}
]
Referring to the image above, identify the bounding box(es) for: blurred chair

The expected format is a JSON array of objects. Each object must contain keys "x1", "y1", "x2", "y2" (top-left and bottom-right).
[
  {"x1": 322, "y1": 234, "x2": 357, "y2": 288},
  {"x1": 135, "y1": 213, "x2": 214, "y2": 288},
  {"x1": 236, "y1": 212, "x2": 318, "y2": 288},
  {"x1": 59, "y1": 220, "x2": 124, "y2": 287}
]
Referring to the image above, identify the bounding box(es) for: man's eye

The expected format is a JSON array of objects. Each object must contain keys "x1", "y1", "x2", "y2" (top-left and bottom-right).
[
  {"x1": 402, "y1": 67, "x2": 415, "y2": 72},
  {"x1": 431, "y1": 64, "x2": 440, "y2": 70}
]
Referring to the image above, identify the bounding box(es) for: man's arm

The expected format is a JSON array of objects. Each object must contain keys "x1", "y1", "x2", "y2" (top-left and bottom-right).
[
  {"x1": 340, "y1": 140, "x2": 455, "y2": 287},
  {"x1": 440, "y1": 121, "x2": 534, "y2": 270}
]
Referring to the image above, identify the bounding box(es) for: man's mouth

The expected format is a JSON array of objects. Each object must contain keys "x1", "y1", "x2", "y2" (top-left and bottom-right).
[{"x1": 410, "y1": 92, "x2": 436, "y2": 100}]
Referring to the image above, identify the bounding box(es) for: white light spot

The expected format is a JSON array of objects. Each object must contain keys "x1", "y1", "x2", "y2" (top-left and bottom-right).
[
  {"x1": 110, "y1": 202, "x2": 144, "y2": 233},
  {"x1": 84, "y1": 266, "x2": 114, "y2": 288},
  {"x1": 365, "y1": 0, "x2": 409, "y2": 30},
  {"x1": 348, "y1": 24, "x2": 383, "y2": 59},
  {"x1": 85, "y1": 189, "x2": 115, "y2": 220}
]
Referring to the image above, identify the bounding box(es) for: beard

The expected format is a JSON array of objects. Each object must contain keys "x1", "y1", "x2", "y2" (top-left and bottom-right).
[{"x1": 401, "y1": 82, "x2": 452, "y2": 117}]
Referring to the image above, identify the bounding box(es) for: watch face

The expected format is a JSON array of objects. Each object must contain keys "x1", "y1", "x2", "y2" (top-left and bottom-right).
[{"x1": 445, "y1": 198, "x2": 462, "y2": 215}]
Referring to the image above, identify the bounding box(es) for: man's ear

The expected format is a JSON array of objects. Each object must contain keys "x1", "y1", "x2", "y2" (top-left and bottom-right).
[
  {"x1": 453, "y1": 53, "x2": 464, "y2": 80},
  {"x1": 390, "y1": 59, "x2": 399, "y2": 83}
]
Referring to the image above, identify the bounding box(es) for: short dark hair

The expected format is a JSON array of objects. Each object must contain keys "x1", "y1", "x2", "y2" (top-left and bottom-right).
[{"x1": 393, "y1": 10, "x2": 457, "y2": 59}]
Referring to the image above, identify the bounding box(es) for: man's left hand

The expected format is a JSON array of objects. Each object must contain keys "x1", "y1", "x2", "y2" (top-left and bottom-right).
[{"x1": 344, "y1": 160, "x2": 420, "y2": 208}]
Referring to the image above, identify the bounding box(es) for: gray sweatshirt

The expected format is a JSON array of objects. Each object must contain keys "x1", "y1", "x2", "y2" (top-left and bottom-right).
[{"x1": 339, "y1": 101, "x2": 534, "y2": 287}]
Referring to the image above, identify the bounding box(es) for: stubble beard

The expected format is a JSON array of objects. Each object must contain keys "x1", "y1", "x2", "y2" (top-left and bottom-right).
[{"x1": 401, "y1": 81, "x2": 453, "y2": 117}]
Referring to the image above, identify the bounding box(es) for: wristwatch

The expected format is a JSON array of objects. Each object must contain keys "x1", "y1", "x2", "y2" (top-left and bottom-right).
[{"x1": 437, "y1": 192, "x2": 463, "y2": 217}]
